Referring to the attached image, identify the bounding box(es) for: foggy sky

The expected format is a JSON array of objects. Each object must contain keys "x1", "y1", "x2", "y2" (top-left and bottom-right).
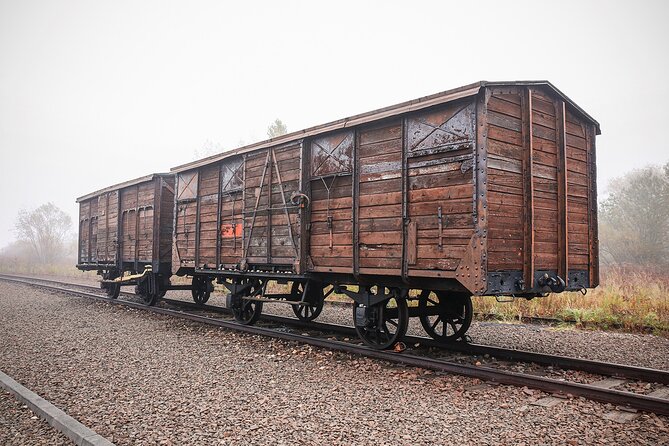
[{"x1": 1, "y1": 0, "x2": 668, "y2": 247}]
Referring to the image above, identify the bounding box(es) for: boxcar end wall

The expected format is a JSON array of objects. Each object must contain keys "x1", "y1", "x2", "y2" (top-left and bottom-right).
[{"x1": 77, "y1": 174, "x2": 175, "y2": 276}]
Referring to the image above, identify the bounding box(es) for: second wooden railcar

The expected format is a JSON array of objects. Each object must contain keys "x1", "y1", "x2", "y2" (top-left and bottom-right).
[{"x1": 76, "y1": 173, "x2": 175, "y2": 302}]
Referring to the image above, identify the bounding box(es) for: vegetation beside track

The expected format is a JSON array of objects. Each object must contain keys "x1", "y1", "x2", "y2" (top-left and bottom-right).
[{"x1": 473, "y1": 267, "x2": 669, "y2": 335}]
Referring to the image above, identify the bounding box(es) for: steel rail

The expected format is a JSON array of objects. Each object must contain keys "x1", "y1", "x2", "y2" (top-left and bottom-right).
[
  {"x1": 1, "y1": 274, "x2": 668, "y2": 416},
  {"x1": 0, "y1": 272, "x2": 657, "y2": 330},
  {"x1": 166, "y1": 297, "x2": 669, "y2": 386},
  {"x1": 2, "y1": 274, "x2": 668, "y2": 385}
]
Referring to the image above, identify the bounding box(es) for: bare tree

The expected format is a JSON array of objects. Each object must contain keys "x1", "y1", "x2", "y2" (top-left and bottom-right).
[
  {"x1": 193, "y1": 139, "x2": 225, "y2": 160},
  {"x1": 599, "y1": 162, "x2": 669, "y2": 266},
  {"x1": 15, "y1": 203, "x2": 72, "y2": 264},
  {"x1": 267, "y1": 118, "x2": 288, "y2": 138}
]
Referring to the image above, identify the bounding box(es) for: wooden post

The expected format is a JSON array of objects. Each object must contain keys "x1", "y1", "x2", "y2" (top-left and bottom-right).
[
  {"x1": 352, "y1": 129, "x2": 360, "y2": 278},
  {"x1": 104, "y1": 193, "x2": 109, "y2": 261},
  {"x1": 556, "y1": 101, "x2": 569, "y2": 284},
  {"x1": 134, "y1": 187, "x2": 140, "y2": 272},
  {"x1": 153, "y1": 176, "x2": 162, "y2": 272},
  {"x1": 194, "y1": 172, "x2": 201, "y2": 268},
  {"x1": 400, "y1": 117, "x2": 409, "y2": 280},
  {"x1": 241, "y1": 155, "x2": 247, "y2": 262},
  {"x1": 116, "y1": 191, "x2": 122, "y2": 271},
  {"x1": 474, "y1": 88, "x2": 490, "y2": 294},
  {"x1": 87, "y1": 200, "x2": 92, "y2": 263},
  {"x1": 216, "y1": 164, "x2": 223, "y2": 269},
  {"x1": 586, "y1": 124, "x2": 599, "y2": 287},
  {"x1": 267, "y1": 149, "x2": 273, "y2": 264},
  {"x1": 521, "y1": 88, "x2": 535, "y2": 289},
  {"x1": 297, "y1": 139, "x2": 310, "y2": 274}
]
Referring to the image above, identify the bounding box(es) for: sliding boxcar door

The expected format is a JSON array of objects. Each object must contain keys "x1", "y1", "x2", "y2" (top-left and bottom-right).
[
  {"x1": 356, "y1": 121, "x2": 404, "y2": 274},
  {"x1": 195, "y1": 164, "x2": 220, "y2": 268},
  {"x1": 308, "y1": 132, "x2": 354, "y2": 273},
  {"x1": 219, "y1": 157, "x2": 244, "y2": 268},
  {"x1": 243, "y1": 142, "x2": 302, "y2": 269},
  {"x1": 405, "y1": 101, "x2": 477, "y2": 276},
  {"x1": 175, "y1": 171, "x2": 198, "y2": 268}
]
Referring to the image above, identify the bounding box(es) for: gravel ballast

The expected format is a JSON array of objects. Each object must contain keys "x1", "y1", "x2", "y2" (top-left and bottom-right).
[
  {"x1": 1, "y1": 280, "x2": 667, "y2": 445},
  {"x1": 21, "y1": 273, "x2": 669, "y2": 370},
  {"x1": 189, "y1": 291, "x2": 669, "y2": 371},
  {"x1": 0, "y1": 388, "x2": 72, "y2": 445}
]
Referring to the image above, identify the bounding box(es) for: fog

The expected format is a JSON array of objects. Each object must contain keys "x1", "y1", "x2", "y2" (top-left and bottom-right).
[{"x1": 1, "y1": 0, "x2": 668, "y2": 247}]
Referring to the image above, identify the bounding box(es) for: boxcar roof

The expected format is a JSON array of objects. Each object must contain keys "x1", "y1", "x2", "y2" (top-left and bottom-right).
[
  {"x1": 76, "y1": 173, "x2": 171, "y2": 203},
  {"x1": 171, "y1": 80, "x2": 600, "y2": 173}
]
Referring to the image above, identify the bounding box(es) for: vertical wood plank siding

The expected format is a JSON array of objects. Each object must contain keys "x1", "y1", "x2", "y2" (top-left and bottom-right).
[{"x1": 163, "y1": 82, "x2": 598, "y2": 294}]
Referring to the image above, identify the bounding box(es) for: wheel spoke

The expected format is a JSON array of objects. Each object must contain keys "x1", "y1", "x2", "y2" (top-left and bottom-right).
[
  {"x1": 419, "y1": 293, "x2": 472, "y2": 342},
  {"x1": 431, "y1": 315, "x2": 442, "y2": 330},
  {"x1": 381, "y1": 323, "x2": 390, "y2": 336},
  {"x1": 354, "y1": 290, "x2": 407, "y2": 349}
]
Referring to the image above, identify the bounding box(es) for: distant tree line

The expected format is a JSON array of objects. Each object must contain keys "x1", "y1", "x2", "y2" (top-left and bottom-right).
[
  {"x1": 0, "y1": 202, "x2": 75, "y2": 273},
  {"x1": 599, "y1": 162, "x2": 669, "y2": 267}
]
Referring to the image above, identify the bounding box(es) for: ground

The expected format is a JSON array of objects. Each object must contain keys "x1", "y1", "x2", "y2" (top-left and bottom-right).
[{"x1": 0, "y1": 281, "x2": 667, "y2": 445}]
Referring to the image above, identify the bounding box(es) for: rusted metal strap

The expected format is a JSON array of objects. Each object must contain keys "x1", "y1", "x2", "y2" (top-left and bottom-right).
[{"x1": 437, "y1": 206, "x2": 443, "y2": 250}]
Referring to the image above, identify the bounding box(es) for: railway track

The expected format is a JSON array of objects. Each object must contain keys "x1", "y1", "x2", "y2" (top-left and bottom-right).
[{"x1": 1, "y1": 273, "x2": 668, "y2": 417}]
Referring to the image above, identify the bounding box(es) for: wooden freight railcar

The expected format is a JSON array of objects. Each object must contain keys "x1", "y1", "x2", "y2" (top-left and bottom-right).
[
  {"x1": 76, "y1": 173, "x2": 176, "y2": 304},
  {"x1": 170, "y1": 80, "x2": 600, "y2": 349}
]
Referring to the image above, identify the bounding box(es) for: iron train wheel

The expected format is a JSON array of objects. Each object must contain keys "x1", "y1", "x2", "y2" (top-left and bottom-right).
[
  {"x1": 418, "y1": 291, "x2": 473, "y2": 342},
  {"x1": 137, "y1": 283, "x2": 158, "y2": 306},
  {"x1": 191, "y1": 276, "x2": 211, "y2": 305},
  {"x1": 135, "y1": 274, "x2": 160, "y2": 306},
  {"x1": 353, "y1": 293, "x2": 409, "y2": 350},
  {"x1": 105, "y1": 283, "x2": 120, "y2": 299},
  {"x1": 290, "y1": 282, "x2": 324, "y2": 322},
  {"x1": 140, "y1": 290, "x2": 159, "y2": 306},
  {"x1": 230, "y1": 279, "x2": 263, "y2": 325},
  {"x1": 232, "y1": 300, "x2": 263, "y2": 325}
]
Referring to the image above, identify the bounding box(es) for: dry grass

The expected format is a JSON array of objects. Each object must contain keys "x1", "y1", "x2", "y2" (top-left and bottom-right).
[
  {"x1": 474, "y1": 267, "x2": 669, "y2": 335},
  {"x1": 0, "y1": 260, "x2": 97, "y2": 281}
]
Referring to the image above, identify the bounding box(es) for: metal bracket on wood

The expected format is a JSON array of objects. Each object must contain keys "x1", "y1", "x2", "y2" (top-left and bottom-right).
[
  {"x1": 437, "y1": 206, "x2": 443, "y2": 250},
  {"x1": 334, "y1": 285, "x2": 400, "y2": 307}
]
